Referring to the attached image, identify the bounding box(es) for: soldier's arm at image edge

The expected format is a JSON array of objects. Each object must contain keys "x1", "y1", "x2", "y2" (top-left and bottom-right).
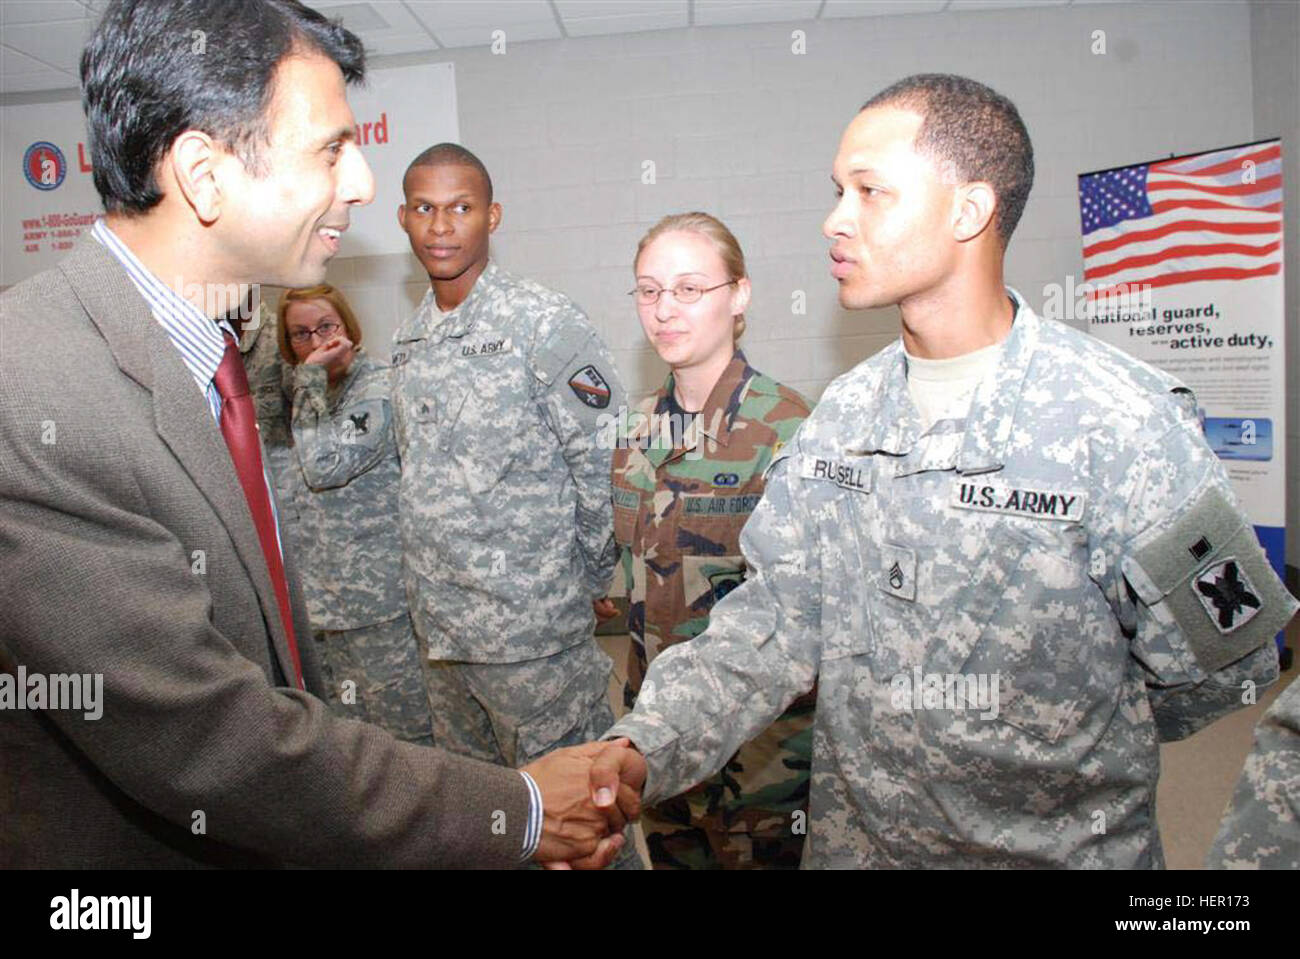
[
  {"x1": 536, "y1": 319, "x2": 625, "y2": 598},
  {"x1": 1116, "y1": 424, "x2": 1295, "y2": 741},
  {"x1": 1205, "y1": 677, "x2": 1300, "y2": 869},
  {"x1": 604, "y1": 450, "x2": 821, "y2": 804},
  {"x1": 289, "y1": 364, "x2": 391, "y2": 491}
]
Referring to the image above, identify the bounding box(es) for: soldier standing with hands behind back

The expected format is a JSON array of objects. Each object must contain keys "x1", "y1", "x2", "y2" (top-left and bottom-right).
[{"x1": 393, "y1": 144, "x2": 642, "y2": 868}]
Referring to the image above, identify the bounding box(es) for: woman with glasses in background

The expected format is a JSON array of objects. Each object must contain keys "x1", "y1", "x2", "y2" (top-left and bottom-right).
[
  {"x1": 597, "y1": 212, "x2": 816, "y2": 869},
  {"x1": 278, "y1": 285, "x2": 433, "y2": 745}
]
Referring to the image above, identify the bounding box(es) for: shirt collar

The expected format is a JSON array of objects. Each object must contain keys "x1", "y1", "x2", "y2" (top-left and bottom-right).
[
  {"x1": 659, "y1": 349, "x2": 754, "y2": 449},
  {"x1": 845, "y1": 287, "x2": 1037, "y2": 474},
  {"x1": 91, "y1": 219, "x2": 232, "y2": 392},
  {"x1": 417, "y1": 260, "x2": 500, "y2": 341}
]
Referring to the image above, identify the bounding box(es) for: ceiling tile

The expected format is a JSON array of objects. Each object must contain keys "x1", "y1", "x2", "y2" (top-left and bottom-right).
[
  {"x1": 0, "y1": 18, "x2": 95, "y2": 71},
  {"x1": 822, "y1": 1, "x2": 948, "y2": 16},
  {"x1": 695, "y1": 1, "x2": 822, "y2": 26},
  {"x1": 309, "y1": 1, "x2": 440, "y2": 55},
  {"x1": 947, "y1": 0, "x2": 1069, "y2": 9},
  {"x1": 0, "y1": 69, "x2": 77, "y2": 94},
  {"x1": 556, "y1": 0, "x2": 688, "y2": 37},
  {"x1": 1, "y1": 1, "x2": 87, "y2": 26}
]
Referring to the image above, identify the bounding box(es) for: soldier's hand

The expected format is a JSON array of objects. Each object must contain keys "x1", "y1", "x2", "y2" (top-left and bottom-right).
[
  {"x1": 524, "y1": 741, "x2": 630, "y2": 870},
  {"x1": 304, "y1": 335, "x2": 354, "y2": 372},
  {"x1": 592, "y1": 597, "x2": 619, "y2": 623},
  {"x1": 590, "y1": 737, "x2": 645, "y2": 824}
]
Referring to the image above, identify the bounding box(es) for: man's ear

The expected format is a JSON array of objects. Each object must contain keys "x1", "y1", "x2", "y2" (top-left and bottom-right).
[
  {"x1": 167, "y1": 130, "x2": 223, "y2": 225},
  {"x1": 397, "y1": 203, "x2": 407, "y2": 230},
  {"x1": 487, "y1": 201, "x2": 503, "y2": 234},
  {"x1": 953, "y1": 181, "x2": 997, "y2": 243}
]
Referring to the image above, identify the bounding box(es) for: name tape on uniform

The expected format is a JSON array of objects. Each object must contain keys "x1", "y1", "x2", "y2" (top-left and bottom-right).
[
  {"x1": 801, "y1": 456, "x2": 871, "y2": 493},
  {"x1": 459, "y1": 337, "x2": 511, "y2": 359},
  {"x1": 683, "y1": 493, "x2": 762, "y2": 516},
  {"x1": 951, "y1": 480, "x2": 1086, "y2": 522}
]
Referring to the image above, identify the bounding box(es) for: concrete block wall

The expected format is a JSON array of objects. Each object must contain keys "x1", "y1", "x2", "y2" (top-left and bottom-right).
[{"x1": 332, "y1": 0, "x2": 1258, "y2": 408}]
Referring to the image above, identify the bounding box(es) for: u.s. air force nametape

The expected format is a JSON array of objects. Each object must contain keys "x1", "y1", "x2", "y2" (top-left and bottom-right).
[
  {"x1": 951, "y1": 479, "x2": 1086, "y2": 522},
  {"x1": 801, "y1": 456, "x2": 871, "y2": 493}
]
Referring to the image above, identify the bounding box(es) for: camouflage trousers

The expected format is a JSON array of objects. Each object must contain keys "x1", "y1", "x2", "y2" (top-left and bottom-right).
[
  {"x1": 422, "y1": 639, "x2": 645, "y2": 870},
  {"x1": 628, "y1": 644, "x2": 814, "y2": 870},
  {"x1": 313, "y1": 612, "x2": 434, "y2": 746}
]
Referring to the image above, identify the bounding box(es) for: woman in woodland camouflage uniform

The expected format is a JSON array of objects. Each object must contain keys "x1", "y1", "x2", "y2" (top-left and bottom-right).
[{"x1": 597, "y1": 213, "x2": 816, "y2": 869}]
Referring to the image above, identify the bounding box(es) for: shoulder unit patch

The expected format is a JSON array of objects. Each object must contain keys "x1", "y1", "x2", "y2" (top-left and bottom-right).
[{"x1": 568, "y1": 364, "x2": 611, "y2": 409}]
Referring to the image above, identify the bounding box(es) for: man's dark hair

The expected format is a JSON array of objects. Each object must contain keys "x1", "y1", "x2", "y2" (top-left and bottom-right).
[
  {"x1": 403, "y1": 143, "x2": 494, "y2": 203},
  {"x1": 862, "y1": 73, "x2": 1033, "y2": 245},
  {"x1": 81, "y1": 0, "x2": 366, "y2": 215}
]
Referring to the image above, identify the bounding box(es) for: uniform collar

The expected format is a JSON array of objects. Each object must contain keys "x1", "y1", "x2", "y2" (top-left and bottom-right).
[
  {"x1": 845, "y1": 287, "x2": 1038, "y2": 475},
  {"x1": 417, "y1": 260, "x2": 500, "y2": 341},
  {"x1": 661, "y1": 349, "x2": 754, "y2": 450}
]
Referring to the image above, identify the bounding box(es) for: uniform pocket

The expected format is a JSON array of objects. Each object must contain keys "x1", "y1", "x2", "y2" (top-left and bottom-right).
[
  {"x1": 680, "y1": 553, "x2": 746, "y2": 622},
  {"x1": 513, "y1": 644, "x2": 614, "y2": 763},
  {"x1": 925, "y1": 522, "x2": 1098, "y2": 744}
]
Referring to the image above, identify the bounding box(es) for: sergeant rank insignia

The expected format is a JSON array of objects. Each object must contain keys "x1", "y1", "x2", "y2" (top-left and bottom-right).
[
  {"x1": 1193, "y1": 559, "x2": 1262, "y2": 632},
  {"x1": 568, "y1": 365, "x2": 611, "y2": 409}
]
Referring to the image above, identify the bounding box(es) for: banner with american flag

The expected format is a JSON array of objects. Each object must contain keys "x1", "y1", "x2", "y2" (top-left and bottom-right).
[
  {"x1": 1080, "y1": 140, "x2": 1283, "y2": 299},
  {"x1": 1078, "y1": 139, "x2": 1287, "y2": 653}
]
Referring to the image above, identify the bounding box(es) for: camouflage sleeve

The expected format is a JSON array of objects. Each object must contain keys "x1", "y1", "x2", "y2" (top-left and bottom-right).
[
  {"x1": 1098, "y1": 416, "x2": 1294, "y2": 741},
  {"x1": 1207, "y1": 676, "x2": 1300, "y2": 868},
  {"x1": 532, "y1": 313, "x2": 625, "y2": 599},
  {"x1": 290, "y1": 362, "x2": 393, "y2": 492},
  {"x1": 606, "y1": 446, "x2": 822, "y2": 804}
]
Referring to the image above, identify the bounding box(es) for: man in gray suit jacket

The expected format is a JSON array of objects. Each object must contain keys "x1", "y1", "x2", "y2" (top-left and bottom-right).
[{"x1": 0, "y1": 0, "x2": 636, "y2": 869}]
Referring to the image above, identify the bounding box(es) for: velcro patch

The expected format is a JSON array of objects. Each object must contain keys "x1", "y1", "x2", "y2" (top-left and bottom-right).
[
  {"x1": 951, "y1": 479, "x2": 1085, "y2": 523},
  {"x1": 459, "y1": 337, "x2": 512, "y2": 359},
  {"x1": 683, "y1": 493, "x2": 762, "y2": 516},
  {"x1": 1193, "y1": 558, "x2": 1262, "y2": 633},
  {"x1": 613, "y1": 487, "x2": 641, "y2": 510},
  {"x1": 800, "y1": 455, "x2": 871, "y2": 493},
  {"x1": 880, "y1": 543, "x2": 916, "y2": 602},
  {"x1": 568, "y1": 364, "x2": 611, "y2": 409}
]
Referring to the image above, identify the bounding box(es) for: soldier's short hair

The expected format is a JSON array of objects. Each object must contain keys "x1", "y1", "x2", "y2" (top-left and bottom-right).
[
  {"x1": 403, "y1": 143, "x2": 493, "y2": 203},
  {"x1": 862, "y1": 74, "x2": 1034, "y2": 246},
  {"x1": 277, "y1": 284, "x2": 363, "y2": 363}
]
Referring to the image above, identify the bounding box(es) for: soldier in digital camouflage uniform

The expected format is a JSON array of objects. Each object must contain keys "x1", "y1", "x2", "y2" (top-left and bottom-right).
[
  {"x1": 602, "y1": 75, "x2": 1297, "y2": 868},
  {"x1": 607, "y1": 213, "x2": 814, "y2": 868},
  {"x1": 1208, "y1": 675, "x2": 1299, "y2": 868},
  {"x1": 280, "y1": 284, "x2": 432, "y2": 746},
  {"x1": 393, "y1": 144, "x2": 642, "y2": 867}
]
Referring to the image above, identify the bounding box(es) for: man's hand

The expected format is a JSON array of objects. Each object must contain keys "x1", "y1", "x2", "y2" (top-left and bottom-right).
[
  {"x1": 592, "y1": 597, "x2": 619, "y2": 623},
  {"x1": 523, "y1": 740, "x2": 632, "y2": 869}
]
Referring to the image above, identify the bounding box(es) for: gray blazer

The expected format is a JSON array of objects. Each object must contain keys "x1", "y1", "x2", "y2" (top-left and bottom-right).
[{"x1": 0, "y1": 238, "x2": 529, "y2": 868}]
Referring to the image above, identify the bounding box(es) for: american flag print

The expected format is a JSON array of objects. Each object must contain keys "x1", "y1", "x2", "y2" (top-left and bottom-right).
[{"x1": 1078, "y1": 140, "x2": 1283, "y2": 300}]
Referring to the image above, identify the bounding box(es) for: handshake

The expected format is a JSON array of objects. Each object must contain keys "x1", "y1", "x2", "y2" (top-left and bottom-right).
[{"x1": 520, "y1": 737, "x2": 648, "y2": 869}]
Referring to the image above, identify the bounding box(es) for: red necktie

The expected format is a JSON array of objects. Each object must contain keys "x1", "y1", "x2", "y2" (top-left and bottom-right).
[{"x1": 213, "y1": 331, "x2": 303, "y2": 689}]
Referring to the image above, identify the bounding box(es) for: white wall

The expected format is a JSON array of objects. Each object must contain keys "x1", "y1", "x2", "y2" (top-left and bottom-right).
[{"x1": 333, "y1": 0, "x2": 1256, "y2": 399}]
